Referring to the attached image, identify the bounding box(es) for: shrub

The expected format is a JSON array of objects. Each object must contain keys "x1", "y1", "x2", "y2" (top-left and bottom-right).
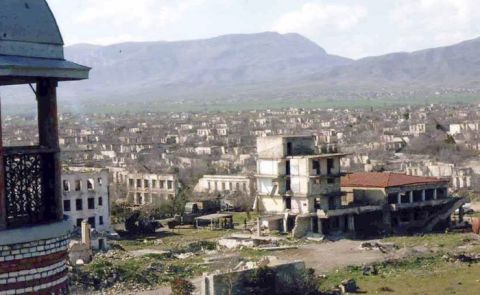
[
  {"x1": 170, "y1": 278, "x2": 195, "y2": 295},
  {"x1": 243, "y1": 266, "x2": 276, "y2": 295}
]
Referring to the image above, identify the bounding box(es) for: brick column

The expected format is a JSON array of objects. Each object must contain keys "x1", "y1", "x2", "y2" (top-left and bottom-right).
[
  {"x1": 0, "y1": 99, "x2": 5, "y2": 230},
  {"x1": 409, "y1": 191, "x2": 414, "y2": 203},
  {"x1": 37, "y1": 78, "x2": 62, "y2": 221}
]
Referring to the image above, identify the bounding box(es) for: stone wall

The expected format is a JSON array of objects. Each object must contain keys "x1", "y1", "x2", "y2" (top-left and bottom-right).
[
  {"x1": 292, "y1": 215, "x2": 311, "y2": 238},
  {"x1": 202, "y1": 260, "x2": 305, "y2": 295},
  {"x1": 0, "y1": 222, "x2": 71, "y2": 295}
]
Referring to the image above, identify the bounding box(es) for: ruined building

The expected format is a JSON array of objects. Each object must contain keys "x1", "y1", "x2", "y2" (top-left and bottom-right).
[
  {"x1": 0, "y1": 1, "x2": 89, "y2": 293},
  {"x1": 341, "y1": 172, "x2": 466, "y2": 235},
  {"x1": 254, "y1": 135, "x2": 348, "y2": 238},
  {"x1": 62, "y1": 169, "x2": 111, "y2": 250},
  {"x1": 254, "y1": 136, "x2": 466, "y2": 238}
]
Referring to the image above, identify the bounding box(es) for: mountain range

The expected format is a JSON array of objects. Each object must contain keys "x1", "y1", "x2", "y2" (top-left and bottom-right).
[{"x1": 49, "y1": 32, "x2": 480, "y2": 104}]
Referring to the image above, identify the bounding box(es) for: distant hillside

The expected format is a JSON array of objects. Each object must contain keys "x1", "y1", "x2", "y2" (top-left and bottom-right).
[
  {"x1": 5, "y1": 32, "x2": 480, "y2": 111},
  {"x1": 63, "y1": 32, "x2": 351, "y2": 101},
  {"x1": 310, "y1": 36, "x2": 480, "y2": 89}
]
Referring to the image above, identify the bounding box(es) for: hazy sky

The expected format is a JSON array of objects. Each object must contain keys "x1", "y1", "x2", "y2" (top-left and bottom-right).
[{"x1": 48, "y1": 0, "x2": 480, "y2": 59}]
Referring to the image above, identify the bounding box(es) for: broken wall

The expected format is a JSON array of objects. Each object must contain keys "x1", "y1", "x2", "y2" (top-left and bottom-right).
[
  {"x1": 292, "y1": 215, "x2": 311, "y2": 238},
  {"x1": 201, "y1": 261, "x2": 305, "y2": 295}
]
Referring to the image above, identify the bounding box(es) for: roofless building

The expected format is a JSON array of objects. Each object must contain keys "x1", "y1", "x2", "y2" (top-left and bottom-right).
[{"x1": 0, "y1": 1, "x2": 89, "y2": 293}]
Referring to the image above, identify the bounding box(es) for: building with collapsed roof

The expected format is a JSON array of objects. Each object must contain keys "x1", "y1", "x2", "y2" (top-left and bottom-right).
[{"x1": 341, "y1": 172, "x2": 466, "y2": 235}]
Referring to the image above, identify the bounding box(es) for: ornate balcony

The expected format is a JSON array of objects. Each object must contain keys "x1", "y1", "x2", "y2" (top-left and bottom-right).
[{"x1": 3, "y1": 146, "x2": 59, "y2": 228}]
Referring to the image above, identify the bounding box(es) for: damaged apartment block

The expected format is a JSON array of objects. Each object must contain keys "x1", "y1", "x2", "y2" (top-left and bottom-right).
[
  {"x1": 254, "y1": 135, "x2": 348, "y2": 238},
  {"x1": 255, "y1": 136, "x2": 466, "y2": 238}
]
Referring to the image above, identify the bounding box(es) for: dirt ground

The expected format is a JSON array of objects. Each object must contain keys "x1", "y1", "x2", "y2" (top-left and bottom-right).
[
  {"x1": 131, "y1": 239, "x2": 393, "y2": 295},
  {"x1": 272, "y1": 239, "x2": 392, "y2": 274}
]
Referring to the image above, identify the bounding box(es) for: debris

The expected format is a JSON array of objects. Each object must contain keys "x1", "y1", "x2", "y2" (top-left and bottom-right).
[
  {"x1": 75, "y1": 259, "x2": 85, "y2": 266},
  {"x1": 444, "y1": 253, "x2": 480, "y2": 264},
  {"x1": 174, "y1": 252, "x2": 194, "y2": 260},
  {"x1": 360, "y1": 241, "x2": 397, "y2": 253},
  {"x1": 339, "y1": 279, "x2": 357, "y2": 294},
  {"x1": 256, "y1": 245, "x2": 297, "y2": 251},
  {"x1": 306, "y1": 233, "x2": 325, "y2": 242}
]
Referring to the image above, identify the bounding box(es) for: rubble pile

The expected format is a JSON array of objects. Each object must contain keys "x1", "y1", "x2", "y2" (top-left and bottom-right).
[
  {"x1": 443, "y1": 253, "x2": 480, "y2": 264},
  {"x1": 360, "y1": 241, "x2": 398, "y2": 253}
]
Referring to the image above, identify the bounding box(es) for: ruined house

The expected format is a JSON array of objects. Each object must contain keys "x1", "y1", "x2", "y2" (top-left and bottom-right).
[
  {"x1": 124, "y1": 172, "x2": 179, "y2": 206},
  {"x1": 341, "y1": 172, "x2": 466, "y2": 235},
  {"x1": 194, "y1": 175, "x2": 255, "y2": 196},
  {"x1": 62, "y1": 169, "x2": 112, "y2": 250}
]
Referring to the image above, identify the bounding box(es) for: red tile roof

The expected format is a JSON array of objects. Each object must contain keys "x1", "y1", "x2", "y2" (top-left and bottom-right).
[{"x1": 341, "y1": 172, "x2": 449, "y2": 188}]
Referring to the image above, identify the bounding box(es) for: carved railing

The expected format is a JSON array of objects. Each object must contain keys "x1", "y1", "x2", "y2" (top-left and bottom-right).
[{"x1": 3, "y1": 146, "x2": 57, "y2": 228}]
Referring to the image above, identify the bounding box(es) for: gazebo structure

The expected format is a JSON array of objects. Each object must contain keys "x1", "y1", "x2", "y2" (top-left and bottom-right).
[{"x1": 0, "y1": 1, "x2": 89, "y2": 294}]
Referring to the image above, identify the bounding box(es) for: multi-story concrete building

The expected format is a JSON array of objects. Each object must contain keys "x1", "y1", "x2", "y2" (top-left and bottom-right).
[
  {"x1": 124, "y1": 172, "x2": 179, "y2": 206},
  {"x1": 255, "y1": 135, "x2": 347, "y2": 238},
  {"x1": 62, "y1": 170, "x2": 111, "y2": 250}
]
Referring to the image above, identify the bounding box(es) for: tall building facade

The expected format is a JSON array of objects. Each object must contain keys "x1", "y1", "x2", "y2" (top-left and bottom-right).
[{"x1": 255, "y1": 135, "x2": 347, "y2": 237}]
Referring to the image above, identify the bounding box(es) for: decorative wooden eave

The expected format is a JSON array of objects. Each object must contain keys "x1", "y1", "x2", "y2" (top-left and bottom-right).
[{"x1": 0, "y1": 0, "x2": 90, "y2": 85}]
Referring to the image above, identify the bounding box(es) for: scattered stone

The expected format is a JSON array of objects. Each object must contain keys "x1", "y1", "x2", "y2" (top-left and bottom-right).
[
  {"x1": 360, "y1": 241, "x2": 398, "y2": 253},
  {"x1": 75, "y1": 259, "x2": 85, "y2": 266},
  {"x1": 174, "y1": 252, "x2": 194, "y2": 259}
]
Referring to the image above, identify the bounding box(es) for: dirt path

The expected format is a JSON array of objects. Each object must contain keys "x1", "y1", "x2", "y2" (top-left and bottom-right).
[{"x1": 272, "y1": 239, "x2": 392, "y2": 274}]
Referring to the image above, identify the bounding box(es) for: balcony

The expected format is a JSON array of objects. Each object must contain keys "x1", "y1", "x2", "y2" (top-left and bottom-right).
[{"x1": 2, "y1": 146, "x2": 59, "y2": 229}]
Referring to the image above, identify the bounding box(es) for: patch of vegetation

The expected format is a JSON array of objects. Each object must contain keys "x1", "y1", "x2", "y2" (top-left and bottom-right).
[
  {"x1": 244, "y1": 266, "x2": 277, "y2": 295},
  {"x1": 76, "y1": 254, "x2": 206, "y2": 291},
  {"x1": 114, "y1": 228, "x2": 230, "y2": 251},
  {"x1": 383, "y1": 232, "x2": 473, "y2": 250},
  {"x1": 232, "y1": 211, "x2": 259, "y2": 225},
  {"x1": 171, "y1": 277, "x2": 195, "y2": 295},
  {"x1": 239, "y1": 248, "x2": 269, "y2": 261}
]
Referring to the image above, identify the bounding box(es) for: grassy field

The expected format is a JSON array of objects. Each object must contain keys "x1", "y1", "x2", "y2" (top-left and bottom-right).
[
  {"x1": 319, "y1": 255, "x2": 480, "y2": 294},
  {"x1": 319, "y1": 232, "x2": 480, "y2": 294},
  {"x1": 383, "y1": 232, "x2": 477, "y2": 250},
  {"x1": 231, "y1": 211, "x2": 259, "y2": 225},
  {"x1": 49, "y1": 94, "x2": 480, "y2": 115},
  {"x1": 114, "y1": 228, "x2": 233, "y2": 251}
]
